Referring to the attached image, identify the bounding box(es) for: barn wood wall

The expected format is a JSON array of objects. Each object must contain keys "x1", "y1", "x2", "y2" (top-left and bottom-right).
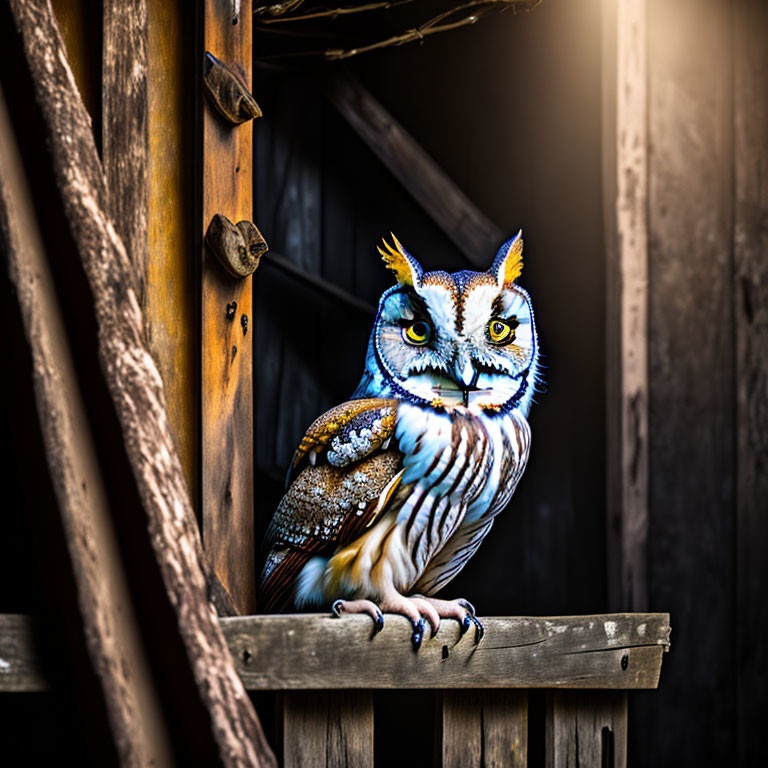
[{"x1": 252, "y1": 0, "x2": 608, "y2": 619}]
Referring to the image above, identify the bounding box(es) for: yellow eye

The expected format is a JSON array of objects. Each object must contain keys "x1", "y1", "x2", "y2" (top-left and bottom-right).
[
  {"x1": 403, "y1": 320, "x2": 431, "y2": 345},
  {"x1": 488, "y1": 318, "x2": 516, "y2": 344}
]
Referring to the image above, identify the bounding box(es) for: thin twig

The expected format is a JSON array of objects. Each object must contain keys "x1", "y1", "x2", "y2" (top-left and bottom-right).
[
  {"x1": 255, "y1": 0, "x2": 413, "y2": 24},
  {"x1": 325, "y1": 0, "x2": 541, "y2": 60}
]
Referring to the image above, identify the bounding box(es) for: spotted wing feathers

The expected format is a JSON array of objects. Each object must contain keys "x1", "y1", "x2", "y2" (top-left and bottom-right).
[{"x1": 260, "y1": 399, "x2": 403, "y2": 612}]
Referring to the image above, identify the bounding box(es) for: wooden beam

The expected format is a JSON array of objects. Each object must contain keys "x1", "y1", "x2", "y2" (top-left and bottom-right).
[
  {"x1": 3, "y1": 613, "x2": 670, "y2": 693},
  {"x1": 3, "y1": 2, "x2": 275, "y2": 763},
  {"x1": 202, "y1": 0, "x2": 257, "y2": 616},
  {"x1": 442, "y1": 691, "x2": 528, "y2": 768},
  {"x1": 145, "y1": 0, "x2": 199, "y2": 498},
  {"x1": 0, "y1": 85, "x2": 171, "y2": 764},
  {"x1": 283, "y1": 691, "x2": 373, "y2": 768},
  {"x1": 733, "y1": 0, "x2": 768, "y2": 763},
  {"x1": 224, "y1": 613, "x2": 670, "y2": 690},
  {"x1": 326, "y1": 71, "x2": 506, "y2": 267},
  {"x1": 603, "y1": 0, "x2": 649, "y2": 611},
  {"x1": 546, "y1": 691, "x2": 627, "y2": 768}
]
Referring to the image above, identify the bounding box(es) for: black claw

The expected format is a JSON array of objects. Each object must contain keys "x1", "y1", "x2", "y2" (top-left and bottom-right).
[
  {"x1": 469, "y1": 614, "x2": 485, "y2": 644},
  {"x1": 458, "y1": 599, "x2": 476, "y2": 617},
  {"x1": 459, "y1": 613, "x2": 472, "y2": 636},
  {"x1": 411, "y1": 617, "x2": 427, "y2": 652},
  {"x1": 331, "y1": 599, "x2": 344, "y2": 618},
  {"x1": 372, "y1": 612, "x2": 385, "y2": 637}
]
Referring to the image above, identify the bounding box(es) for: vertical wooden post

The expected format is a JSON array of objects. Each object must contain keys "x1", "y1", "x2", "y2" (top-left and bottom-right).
[
  {"x1": 441, "y1": 691, "x2": 528, "y2": 768},
  {"x1": 733, "y1": 0, "x2": 768, "y2": 763},
  {"x1": 102, "y1": 0, "x2": 149, "y2": 306},
  {"x1": 546, "y1": 692, "x2": 627, "y2": 768},
  {"x1": 202, "y1": 0, "x2": 256, "y2": 614},
  {"x1": 146, "y1": 0, "x2": 198, "y2": 500},
  {"x1": 603, "y1": 0, "x2": 649, "y2": 612},
  {"x1": 283, "y1": 691, "x2": 374, "y2": 768}
]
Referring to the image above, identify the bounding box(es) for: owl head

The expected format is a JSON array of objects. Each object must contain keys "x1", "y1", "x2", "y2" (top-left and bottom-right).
[{"x1": 362, "y1": 232, "x2": 539, "y2": 415}]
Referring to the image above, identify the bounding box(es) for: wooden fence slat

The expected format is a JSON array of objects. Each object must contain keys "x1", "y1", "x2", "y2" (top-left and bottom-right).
[
  {"x1": 202, "y1": 0, "x2": 257, "y2": 615},
  {"x1": 442, "y1": 691, "x2": 527, "y2": 768},
  {"x1": 546, "y1": 691, "x2": 627, "y2": 768},
  {"x1": 283, "y1": 691, "x2": 373, "y2": 768},
  {"x1": 326, "y1": 71, "x2": 505, "y2": 268}
]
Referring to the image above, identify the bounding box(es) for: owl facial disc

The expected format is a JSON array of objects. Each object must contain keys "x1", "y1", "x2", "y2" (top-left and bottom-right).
[{"x1": 369, "y1": 234, "x2": 538, "y2": 413}]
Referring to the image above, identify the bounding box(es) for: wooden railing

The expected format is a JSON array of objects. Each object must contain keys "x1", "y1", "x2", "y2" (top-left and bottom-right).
[{"x1": 1, "y1": 612, "x2": 670, "y2": 767}]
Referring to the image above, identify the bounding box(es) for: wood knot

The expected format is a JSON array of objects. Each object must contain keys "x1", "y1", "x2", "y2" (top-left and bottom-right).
[
  {"x1": 203, "y1": 51, "x2": 261, "y2": 124},
  {"x1": 205, "y1": 214, "x2": 268, "y2": 278}
]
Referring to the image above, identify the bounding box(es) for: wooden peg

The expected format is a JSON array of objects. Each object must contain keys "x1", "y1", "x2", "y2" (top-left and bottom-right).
[
  {"x1": 205, "y1": 213, "x2": 267, "y2": 277},
  {"x1": 202, "y1": 51, "x2": 262, "y2": 124}
]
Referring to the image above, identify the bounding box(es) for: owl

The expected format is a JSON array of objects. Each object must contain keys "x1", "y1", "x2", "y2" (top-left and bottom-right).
[{"x1": 258, "y1": 232, "x2": 538, "y2": 649}]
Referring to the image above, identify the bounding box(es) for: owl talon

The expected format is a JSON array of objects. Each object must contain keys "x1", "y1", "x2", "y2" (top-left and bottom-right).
[
  {"x1": 469, "y1": 614, "x2": 485, "y2": 644},
  {"x1": 458, "y1": 599, "x2": 476, "y2": 617},
  {"x1": 330, "y1": 598, "x2": 384, "y2": 639},
  {"x1": 411, "y1": 618, "x2": 427, "y2": 652},
  {"x1": 459, "y1": 613, "x2": 472, "y2": 636}
]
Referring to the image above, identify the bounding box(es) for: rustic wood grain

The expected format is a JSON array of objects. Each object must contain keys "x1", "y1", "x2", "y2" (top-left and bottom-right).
[
  {"x1": 3, "y1": 2, "x2": 275, "y2": 764},
  {"x1": 442, "y1": 691, "x2": 527, "y2": 768},
  {"x1": 325, "y1": 70, "x2": 505, "y2": 268},
  {"x1": 2, "y1": 613, "x2": 671, "y2": 694},
  {"x1": 733, "y1": 1, "x2": 768, "y2": 764},
  {"x1": 646, "y1": 0, "x2": 735, "y2": 763},
  {"x1": 546, "y1": 691, "x2": 627, "y2": 768},
  {"x1": 604, "y1": 0, "x2": 649, "y2": 612},
  {"x1": 146, "y1": 0, "x2": 198, "y2": 498},
  {"x1": 50, "y1": 0, "x2": 101, "y2": 142},
  {"x1": 202, "y1": 0, "x2": 257, "y2": 616},
  {"x1": 102, "y1": 0, "x2": 149, "y2": 307},
  {"x1": 0, "y1": 89, "x2": 171, "y2": 764},
  {"x1": 223, "y1": 614, "x2": 670, "y2": 690},
  {"x1": 283, "y1": 691, "x2": 373, "y2": 768}
]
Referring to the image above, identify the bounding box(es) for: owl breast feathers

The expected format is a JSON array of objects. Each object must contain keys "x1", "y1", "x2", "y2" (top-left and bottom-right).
[{"x1": 259, "y1": 232, "x2": 539, "y2": 616}]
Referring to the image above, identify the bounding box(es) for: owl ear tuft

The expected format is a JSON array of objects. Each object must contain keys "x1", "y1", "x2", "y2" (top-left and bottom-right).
[
  {"x1": 378, "y1": 234, "x2": 423, "y2": 288},
  {"x1": 491, "y1": 231, "x2": 524, "y2": 289}
]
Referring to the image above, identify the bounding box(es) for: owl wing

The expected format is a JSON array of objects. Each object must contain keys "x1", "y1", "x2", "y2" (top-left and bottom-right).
[{"x1": 259, "y1": 398, "x2": 404, "y2": 612}]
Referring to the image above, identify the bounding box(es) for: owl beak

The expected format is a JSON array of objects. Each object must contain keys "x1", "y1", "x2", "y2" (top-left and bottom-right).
[{"x1": 454, "y1": 353, "x2": 479, "y2": 405}]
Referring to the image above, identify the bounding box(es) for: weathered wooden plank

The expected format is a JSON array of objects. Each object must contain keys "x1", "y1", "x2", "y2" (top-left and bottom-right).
[
  {"x1": 442, "y1": 691, "x2": 527, "y2": 768},
  {"x1": 546, "y1": 691, "x2": 627, "y2": 768},
  {"x1": 733, "y1": 1, "x2": 768, "y2": 764},
  {"x1": 325, "y1": 71, "x2": 505, "y2": 267},
  {"x1": 224, "y1": 614, "x2": 670, "y2": 690},
  {"x1": 603, "y1": 0, "x2": 649, "y2": 612},
  {"x1": 283, "y1": 691, "x2": 373, "y2": 768},
  {"x1": 102, "y1": 0, "x2": 149, "y2": 306},
  {"x1": 0, "y1": 88, "x2": 171, "y2": 763},
  {"x1": 1, "y1": 613, "x2": 671, "y2": 693},
  {"x1": 3, "y1": 2, "x2": 276, "y2": 764},
  {"x1": 202, "y1": 0, "x2": 257, "y2": 615},
  {"x1": 146, "y1": 0, "x2": 198, "y2": 498},
  {"x1": 646, "y1": 0, "x2": 735, "y2": 763}
]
